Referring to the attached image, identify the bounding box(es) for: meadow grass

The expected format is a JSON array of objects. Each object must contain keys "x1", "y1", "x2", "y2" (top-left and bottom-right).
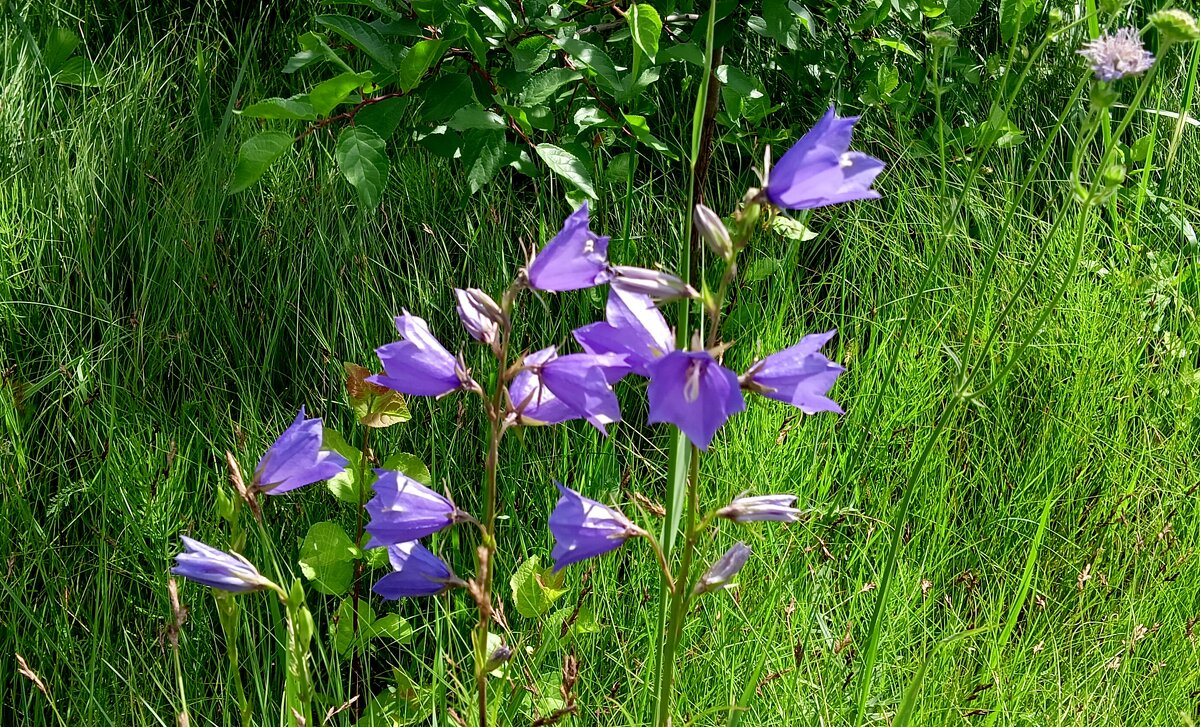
[{"x1": 2, "y1": 3, "x2": 1199, "y2": 726}]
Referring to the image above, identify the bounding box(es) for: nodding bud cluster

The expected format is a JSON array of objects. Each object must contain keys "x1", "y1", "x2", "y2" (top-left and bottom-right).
[
  {"x1": 694, "y1": 204, "x2": 734, "y2": 260},
  {"x1": 693, "y1": 542, "x2": 752, "y2": 596}
]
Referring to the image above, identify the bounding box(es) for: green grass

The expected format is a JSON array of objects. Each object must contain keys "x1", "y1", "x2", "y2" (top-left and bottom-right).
[{"x1": 3, "y1": 3, "x2": 1200, "y2": 726}]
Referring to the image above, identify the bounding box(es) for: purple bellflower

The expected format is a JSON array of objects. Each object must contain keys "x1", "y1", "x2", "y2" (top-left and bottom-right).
[
  {"x1": 364, "y1": 470, "x2": 466, "y2": 548},
  {"x1": 717, "y1": 494, "x2": 802, "y2": 523},
  {"x1": 1079, "y1": 28, "x2": 1154, "y2": 81},
  {"x1": 574, "y1": 287, "x2": 674, "y2": 377},
  {"x1": 646, "y1": 351, "x2": 746, "y2": 450},
  {"x1": 693, "y1": 542, "x2": 752, "y2": 595},
  {"x1": 252, "y1": 407, "x2": 349, "y2": 495},
  {"x1": 549, "y1": 482, "x2": 645, "y2": 572},
  {"x1": 766, "y1": 107, "x2": 884, "y2": 211},
  {"x1": 369, "y1": 311, "x2": 475, "y2": 397},
  {"x1": 171, "y1": 536, "x2": 274, "y2": 593},
  {"x1": 525, "y1": 203, "x2": 612, "y2": 292},
  {"x1": 454, "y1": 288, "x2": 504, "y2": 346},
  {"x1": 373, "y1": 541, "x2": 462, "y2": 599},
  {"x1": 741, "y1": 330, "x2": 845, "y2": 414},
  {"x1": 509, "y1": 348, "x2": 629, "y2": 433}
]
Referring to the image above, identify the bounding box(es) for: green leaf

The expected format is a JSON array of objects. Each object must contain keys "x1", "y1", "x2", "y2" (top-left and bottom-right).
[
  {"x1": 229, "y1": 131, "x2": 292, "y2": 193},
  {"x1": 356, "y1": 96, "x2": 409, "y2": 139},
  {"x1": 400, "y1": 39, "x2": 449, "y2": 92},
  {"x1": 324, "y1": 430, "x2": 367, "y2": 504},
  {"x1": 238, "y1": 95, "x2": 317, "y2": 121},
  {"x1": 659, "y1": 42, "x2": 706, "y2": 66},
  {"x1": 513, "y1": 36, "x2": 552, "y2": 72},
  {"x1": 628, "y1": 3, "x2": 663, "y2": 65},
  {"x1": 448, "y1": 106, "x2": 506, "y2": 131},
  {"x1": 535, "y1": 143, "x2": 596, "y2": 199},
  {"x1": 309, "y1": 71, "x2": 374, "y2": 116},
  {"x1": 419, "y1": 73, "x2": 476, "y2": 121},
  {"x1": 336, "y1": 126, "x2": 389, "y2": 208},
  {"x1": 510, "y1": 555, "x2": 569, "y2": 618},
  {"x1": 521, "y1": 67, "x2": 581, "y2": 105},
  {"x1": 558, "y1": 39, "x2": 621, "y2": 91},
  {"x1": 284, "y1": 32, "x2": 353, "y2": 74},
  {"x1": 381, "y1": 452, "x2": 432, "y2": 486},
  {"x1": 333, "y1": 597, "x2": 376, "y2": 656},
  {"x1": 299, "y1": 521, "x2": 358, "y2": 596},
  {"x1": 945, "y1": 0, "x2": 982, "y2": 25},
  {"x1": 317, "y1": 14, "x2": 400, "y2": 71}
]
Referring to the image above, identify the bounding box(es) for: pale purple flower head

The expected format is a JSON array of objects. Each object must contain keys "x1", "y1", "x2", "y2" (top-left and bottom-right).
[
  {"x1": 741, "y1": 330, "x2": 845, "y2": 414},
  {"x1": 369, "y1": 311, "x2": 475, "y2": 397},
  {"x1": 549, "y1": 482, "x2": 644, "y2": 571},
  {"x1": 574, "y1": 287, "x2": 674, "y2": 377},
  {"x1": 609, "y1": 266, "x2": 698, "y2": 302},
  {"x1": 364, "y1": 470, "x2": 464, "y2": 548},
  {"x1": 454, "y1": 288, "x2": 504, "y2": 346},
  {"x1": 693, "y1": 542, "x2": 751, "y2": 596},
  {"x1": 373, "y1": 541, "x2": 461, "y2": 599},
  {"x1": 1079, "y1": 28, "x2": 1154, "y2": 81},
  {"x1": 509, "y1": 347, "x2": 629, "y2": 433},
  {"x1": 717, "y1": 494, "x2": 801, "y2": 523},
  {"x1": 171, "y1": 537, "x2": 274, "y2": 593},
  {"x1": 766, "y1": 107, "x2": 884, "y2": 210},
  {"x1": 646, "y1": 351, "x2": 746, "y2": 450},
  {"x1": 526, "y1": 203, "x2": 612, "y2": 292},
  {"x1": 252, "y1": 407, "x2": 349, "y2": 495}
]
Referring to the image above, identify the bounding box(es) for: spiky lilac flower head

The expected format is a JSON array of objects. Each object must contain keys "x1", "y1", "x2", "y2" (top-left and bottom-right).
[
  {"x1": 364, "y1": 470, "x2": 465, "y2": 548},
  {"x1": 549, "y1": 482, "x2": 644, "y2": 572},
  {"x1": 741, "y1": 330, "x2": 845, "y2": 414},
  {"x1": 717, "y1": 494, "x2": 801, "y2": 523},
  {"x1": 369, "y1": 311, "x2": 476, "y2": 397},
  {"x1": 766, "y1": 107, "x2": 884, "y2": 210},
  {"x1": 1079, "y1": 28, "x2": 1155, "y2": 81},
  {"x1": 171, "y1": 536, "x2": 275, "y2": 593},
  {"x1": 252, "y1": 407, "x2": 349, "y2": 495},
  {"x1": 373, "y1": 541, "x2": 462, "y2": 599},
  {"x1": 574, "y1": 287, "x2": 674, "y2": 377},
  {"x1": 508, "y1": 347, "x2": 629, "y2": 433},
  {"x1": 454, "y1": 288, "x2": 504, "y2": 346},
  {"x1": 693, "y1": 542, "x2": 752, "y2": 596},
  {"x1": 525, "y1": 203, "x2": 612, "y2": 292},
  {"x1": 646, "y1": 350, "x2": 746, "y2": 450},
  {"x1": 609, "y1": 266, "x2": 699, "y2": 302}
]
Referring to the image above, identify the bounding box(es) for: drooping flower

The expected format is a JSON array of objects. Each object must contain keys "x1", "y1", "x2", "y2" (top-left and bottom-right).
[
  {"x1": 171, "y1": 537, "x2": 274, "y2": 593},
  {"x1": 369, "y1": 311, "x2": 475, "y2": 397},
  {"x1": 454, "y1": 288, "x2": 505, "y2": 346},
  {"x1": 509, "y1": 347, "x2": 629, "y2": 433},
  {"x1": 717, "y1": 494, "x2": 801, "y2": 523},
  {"x1": 609, "y1": 266, "x2": 698, "y2": 302},
  {"x1": 646, "y1": 351, "x2": 745, "y2": 450},
  {"x1": 373, "y1": 541, "x2": 462, "y2": 599},
  {"x1": 1078, "y1": 28, "x2": 1155, "y2": 81},
  {"x1": 525, "y1": 203, "x2": 612, "y2": 292},
  {"x1": 252, "y1": 407, "x2": 349, "y2": 495},
  {"x1": 766, "y1": 107, "x2": 884, "y2": 210},
  {"x1": 364, "y1": 470, "x2": 465, "y2": 548},
  {"x1": 574, "y1": 287, "x2": 674, "y2": 377},
  {"x1": 693, "y1": 542, "x2": 752, "y2": 595},
  {"x1": 549, "y1": 482, "x2": 644, "y2": 571},
  {"x1": 741, "y1": 330, "x2": 845, "y2": 414}
]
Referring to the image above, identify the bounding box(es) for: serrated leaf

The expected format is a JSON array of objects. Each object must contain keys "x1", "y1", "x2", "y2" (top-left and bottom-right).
[
  {"x1": 309, "y1": 71, "x2": 374, "y2": 116},
  {"x1": 535, "y1": 143, "x2": 596, "y2": 199},
  {"x1": 285, "y1": 32, "x2": 353, "y2": 74},
  {"x1": 400, "y1": 39, "x2": 449, "y2": 92},
  {"x1": 628, "y1": 3, "x2": 662, "y2": 65},
  {"x1": 381, "y1": 452, "x2": 432, "y2": 486},
  {"x1": 229, "y1": 131, "x2": 292, "y2": 192},
  {"x1": 238, "y1": 95, "x2": 317, "y2": 121},
  {"x1": 336, "y1": 126, "x2": 389, "y2": 208},
  {"x1": 521, "y1": 67, "x2": 581, "y2": 105},
  {"x1": 317, "y1": 14, "x2": 399, "y2": 71},
  {"x1": 420, "y1": 73, "x2": 476, "y2": 121},
  {"x1": 448, "y1": 106, "x2": 507, "y2": 131},
  {"x1": 324, "y1": 429, "x2": 367, "y2": 504},
  {"x1": 356, "y1": 96, "x2": 409, "y2": 139},
  {"x1": 299, "y1": 522, "x2": 358, "y2": 596},
  {"x1": 558, "y1": 38, "x2": 621, "y2": 91},
  {"x1": 510, "y1": 555, "x2": 569, "y2": 618}
]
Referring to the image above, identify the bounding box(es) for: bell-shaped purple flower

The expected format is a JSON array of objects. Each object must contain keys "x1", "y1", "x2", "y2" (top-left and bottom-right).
[
  {"x1": 549, "y1": 482, "x2": 644, "y2": 572},
  {"x1": 454, "y1": 288, "x2": 504, "y2": 346},
  {"x1": 574, "y1": 287, "x2": 674, "y2": 377},
  {"x1": 509, "y1": 348, "x2": 629, "y2": 433},
  {"x1": 525, "y1": 203, "x2": 612, "y2": 292},
  {"x1": 646, "y1": 351, "x2": 746, "y2": 451},
  {"x1": 609, "y1": 266, "x2": 698, "y2": 302},
  {"x1": 693, "y1": 542, "x2": 751, "y2": 595},
  {"x1": 373, "y1": 541, "x2": 462, "y2": 599},
  {"x1": 252, "y1": 407, "x2": 349, "y2": 495},
  {"x1": 766, "y1": 107, "x2": 884, "y2": 210},
  {"x1": 717, "y1": 494, "x2": 801, "y2": 523},
  {"x1": 741, "y1": 330, "x2": 845, "y2": 414},
  {"x1": 364, "y1": 470, "x2": 465, "y2": 548},
  {"x1": 171, "y1": 537, "x2": 274, "y2": 593},
  {"x1": 369, "y1": 311, "x2": 474, "y2": 397}
]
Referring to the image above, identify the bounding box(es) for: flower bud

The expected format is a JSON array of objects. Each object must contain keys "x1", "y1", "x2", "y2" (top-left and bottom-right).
[
  {"x1": 1151, "y1": 9, "x2": 1200, "y2": 44},
  {"x1": 693, "y1": 542, "x2": 751, "y2": 596},
  {"x1": 610, "y1": 266, "x2": 699, "y2": 302},
  {"x1": 693, "y1": 204, "x2": 733, "y2": 260}
]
